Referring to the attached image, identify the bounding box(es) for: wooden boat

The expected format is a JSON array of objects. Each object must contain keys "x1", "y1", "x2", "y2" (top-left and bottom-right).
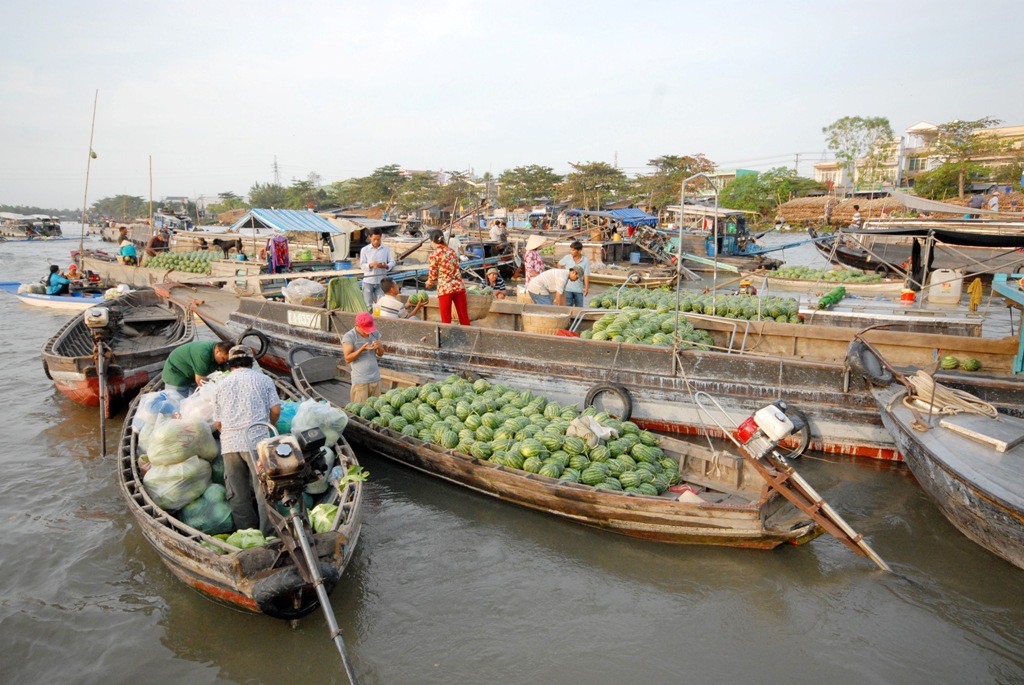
[
  {"x1": 288, "y1": 346, "x2": 818, "y2": 548},
  {"x1": 586, "y1": 265, "x2": 677, "y2": 287},
  {"x1": 117, "y1": 376, "x2": 364, "y2": 618},
  {"x1": 162, "y1": 284, "x2": 1023, "y2": 462},
  {"x1": 0, "y1": 281, "x2": 106, "y2": 311},
  {"x1": 873, "y1": 385, "x2": 1024, "y2": 569},
  {"x1": 762, "y1": 274, "x2": 905, "y2": 297},
  {"x1": 41, "y1": 288, "x2": 195, "y2": 410}
]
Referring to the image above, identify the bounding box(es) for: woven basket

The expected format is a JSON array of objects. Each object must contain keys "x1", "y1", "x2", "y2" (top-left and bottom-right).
[
  {"x1": 424, "y1": 292, "x2": 495, "y2": 322},
  {"x1": 522, "y1": 312, "x2": 570, "y2": 335},
  {"x1": 285, "y1": 294, "x2": 326, "y2": 307}
]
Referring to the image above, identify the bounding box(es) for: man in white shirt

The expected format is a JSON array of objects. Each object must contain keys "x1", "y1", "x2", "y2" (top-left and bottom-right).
[
  {"x1": 375, "y1": 277, "x2": 425, "y2": 319},
  {"x1": 526, "y1": 266, "x2": 581, "y2": 306},
  {"x1": 988, "y1": 192, "x2": 1000, "y2": 212},
  {"x1": 489, "y1": 220, "x2": 506, "y2": 242},
  {"x1": 359, "y1": 228, "x2": 396, "y2": 309}
]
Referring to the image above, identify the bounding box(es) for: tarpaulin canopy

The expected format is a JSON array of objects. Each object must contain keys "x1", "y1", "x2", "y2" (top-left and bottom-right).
[
  {"x1": 841, "y1": 225, "x2": 1024, "y2": 248},
  {"x1": 606, "y1": 208, "x2": 658, "y2": 227},
  {"x1": 888, "y1": 190, "x2": 999, "y2": 216},
  {"x1": 229, "y1": 208, "x2": 343, "y2": 234}
]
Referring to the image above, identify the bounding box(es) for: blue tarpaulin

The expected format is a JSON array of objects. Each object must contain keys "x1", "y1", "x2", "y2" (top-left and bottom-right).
[
  {"x1": 606, "y1": 208, "x2": 658, "y2": 227},
  {"x1": 229, "y1": 208, "x2": 343, "y2": 234}
]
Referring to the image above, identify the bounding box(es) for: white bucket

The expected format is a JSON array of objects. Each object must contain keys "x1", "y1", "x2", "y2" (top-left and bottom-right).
[{"x1": 927, "y1": 269, "x2": 963, "y2": 304}]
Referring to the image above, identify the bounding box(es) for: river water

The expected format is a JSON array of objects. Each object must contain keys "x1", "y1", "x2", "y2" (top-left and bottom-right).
[{"x1": 2, "y1": 231, "x2": 1024, "y2": 684}]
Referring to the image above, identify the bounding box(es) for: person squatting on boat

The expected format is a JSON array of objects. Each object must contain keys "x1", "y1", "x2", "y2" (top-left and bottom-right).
[
  {"x1": 118, "y1": 237, "x2": 138, "y2": 265},
  {"x1": 212, "y1": 344, "x2": 282, "y2": 534},
  {"x1": 526, "y1": 266, "x2": 582, "y2": 306},
  {"x1": 161, "y1": 340, "x2": 232, "y2": 397},
  {"x1": 485, "y1": 267, "x2": 507, "y2": 299},
  {"x1": 425, "y1": 229, "x2": 471, "y2": 325},
  {"x1": 343, "y1": 312, "x2": 384, "y2": 403},
  {"x1": 376, "y1": 277, "x2": 425, "y2": 319},
  {"x1": 44, "y1": 264, "x2": 71, "y2": 295},
  {"x1": 359, "y1": 227, "x2": 396, "y2": 310}
]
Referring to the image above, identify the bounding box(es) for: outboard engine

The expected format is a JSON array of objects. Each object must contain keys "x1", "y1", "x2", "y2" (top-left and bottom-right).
[
  {"x1": 733, "y1": 400, "x2": 798, "y2": 463},
  {"x1": 84, "y1": 306, "x2": 122, "y2": 343},
  {"x1": 254, "y1": 427, "x2": 328, "y2": 508}
]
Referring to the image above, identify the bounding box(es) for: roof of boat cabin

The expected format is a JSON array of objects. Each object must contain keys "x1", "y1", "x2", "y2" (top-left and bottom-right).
[{"x1": 229, "y1": 208, "x2": 343, "y2": 234}]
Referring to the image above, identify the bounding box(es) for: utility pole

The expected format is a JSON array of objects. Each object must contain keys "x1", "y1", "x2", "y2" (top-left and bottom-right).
[
  {"x1": 794, "y1": 152, "x2": 800, "y2": 174},
  {"x1": 272, "y1": 155, "x2": 280, "y2": 185}
]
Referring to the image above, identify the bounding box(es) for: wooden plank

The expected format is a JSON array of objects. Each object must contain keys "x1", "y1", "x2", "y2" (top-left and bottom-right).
[{"x1": 939, "y1": 414, "x2": 1024, "y2": 453}]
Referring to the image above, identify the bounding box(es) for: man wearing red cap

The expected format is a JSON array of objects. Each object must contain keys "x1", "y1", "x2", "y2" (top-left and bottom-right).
[{"x1": 342, "y1": 312, "x2": 384, "y2": 403}]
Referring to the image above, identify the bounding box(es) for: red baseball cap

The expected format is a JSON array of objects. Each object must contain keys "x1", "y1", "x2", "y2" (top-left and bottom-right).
[{"x1": 355, "y1": 312, "x2": 376, "y2": 333}]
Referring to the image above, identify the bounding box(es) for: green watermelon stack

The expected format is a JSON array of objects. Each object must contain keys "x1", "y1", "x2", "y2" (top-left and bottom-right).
[{"x1": 345, "y1": 378, "x2": 677, "y2": 497}]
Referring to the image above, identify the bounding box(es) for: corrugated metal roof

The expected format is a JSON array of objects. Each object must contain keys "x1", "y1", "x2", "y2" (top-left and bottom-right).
[
  {"x1": 606, "y1": 208, "x2": 658, "y2": 227},
  {"x1": 229, "y1": 208, "x2": 343, "y2": 234}
]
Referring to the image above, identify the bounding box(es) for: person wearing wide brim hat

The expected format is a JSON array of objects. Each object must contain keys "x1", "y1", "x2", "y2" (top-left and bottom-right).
[
  {"x1": 737, "y1": 276, "x2": 757, "y2": 296},
  {"x1": 523, "y1": 235, "x2": 547, "y2": 285},
  {"x1": 342, "y1": 311, "x2": 385, "y2": 404}
]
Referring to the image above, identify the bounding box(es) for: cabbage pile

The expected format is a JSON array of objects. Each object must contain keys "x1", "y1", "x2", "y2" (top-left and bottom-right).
[
  {"x1": 347, "y1": 376, "x2": 680, "y2": 496},
  {"x1": 772, "y1": 265, "x2": 883, "y2": 283}
]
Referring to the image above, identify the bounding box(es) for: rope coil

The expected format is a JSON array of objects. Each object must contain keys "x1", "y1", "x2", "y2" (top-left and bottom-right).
[{"x1": 902, "y1": 370, "x2": 997, "y2": 418}]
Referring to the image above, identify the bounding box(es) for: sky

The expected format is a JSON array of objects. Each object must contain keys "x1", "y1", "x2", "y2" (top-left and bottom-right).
[{"x1": 1, "y1": 0, "x2": 1021, "y2": 209}]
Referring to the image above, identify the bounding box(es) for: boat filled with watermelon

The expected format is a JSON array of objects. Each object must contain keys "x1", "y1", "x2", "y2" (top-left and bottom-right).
[
  {"x1": 288, "y1": 347, "x2": 819, "y2": 548},
  {"x1": 117, "y1": 376, "x2": 365, "y2": 618}
]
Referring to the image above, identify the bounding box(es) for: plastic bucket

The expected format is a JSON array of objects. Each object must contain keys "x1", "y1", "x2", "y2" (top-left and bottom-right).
[
  {"x1": 900, "y1": 289, "x2": 916, "y2": 304},
  {"x1": 336, "y1": 260, "x2": 352, "y2": 270},
  {"x1": 629, "y1": 252, "x2": 641, "y2": 263},
  {"x1": 469, "y1": 246, "x2": 485, "y2": 260}
]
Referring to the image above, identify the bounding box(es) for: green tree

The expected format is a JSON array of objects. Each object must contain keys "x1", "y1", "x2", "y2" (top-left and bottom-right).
[
  {"x1": 929, "y1": 117, "x2": 1011, "y2": 197},
  {"x1": 497, "y1": 165, "x2": 563, "y2": 208},
  {"x1": 248, "y1": 182, "x2": 287, "y2": 208},
  {"x1": 436, "y1": 170, "x2": 480, "y2": 211},
  {"x1": 206, "y1": 196, "x2": 248, "y2": 214},
  {"x1": 361, "y1": 164, "x2": 406, "y2": 205},
  {"x1": 822, "y1": 116, "x2": 894, "y2": 189},
  {"x1": 993, "y1": 161, "x2": 1023, "y2": 191},
  {"x1": 913, "y1": 163, "x2": 985, "y2": 200},
  {"x1": 560, "y1": 161, "x2": 627, "y2": 209},
  {"x1": 91, "y1": 195, "x2": 150, "y2": 221},
  {"x1": 720, "y1": 168, "x2": 823, "y2": 215},
  {"x1": 394, "y1": 172, "x2": 439, "y2": 211},
  {"x1": 639, "y1": 154, "x2": 717, "y2": 211},
  {"x1": 284, "y1": 173, "x2": 328, "y2": 210}
]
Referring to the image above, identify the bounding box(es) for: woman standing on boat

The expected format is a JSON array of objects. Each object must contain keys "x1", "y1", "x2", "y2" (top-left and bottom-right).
[
  {"x1": 425, "y1": 229, "x2": 470, "y2": 325},
  {"x1": 523, "y1": 234, "x2": 546, "y2": 285}
]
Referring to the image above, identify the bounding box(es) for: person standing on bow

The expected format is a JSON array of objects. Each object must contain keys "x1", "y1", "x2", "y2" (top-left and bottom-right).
[
  {"x1": 425, "y1": 229, "x2": 470, "y2": 325},
  {"x1": 557, "y1": 240, "x2": 590, "y2": 307},
  {"x1": 342, "y1": 312, "x2": 385, "y2": 403},
  {"x1": 359, "y1": 227, "x2": 395, "y2": 310},
  {"x1": 523, "y1": 234, "x2": 546, "y2": 285}
]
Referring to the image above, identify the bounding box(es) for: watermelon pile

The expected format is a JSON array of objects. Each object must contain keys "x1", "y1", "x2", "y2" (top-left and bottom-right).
[
  {"x1": 345, "y1": 376, "x2": 679, "y2": 496},
  {"x1": 773, "y1": 265, "x2": 883, "y2": 283},
  {"x1": 580, "y1": 307, "x2": 715, "y2": 348},
  {"x1": 466, "y1": 285, "x2": 494, "y2": 295},
  {"x1": 589, "y1": 287, "x2": 802, "y2": 324}
]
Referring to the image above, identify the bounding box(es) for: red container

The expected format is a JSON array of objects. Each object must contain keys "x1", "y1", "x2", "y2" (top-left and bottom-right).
[
  {"x1": 900, "y1": 289, "x2": 916, "y2": 304},
  {"x1": 734, "y1": 416, "x2": 759, "y2": 443}
]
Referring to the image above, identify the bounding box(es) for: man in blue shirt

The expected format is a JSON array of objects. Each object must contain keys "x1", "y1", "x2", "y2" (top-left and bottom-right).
[
  {"x1": 557, "y1": 241, "x2": 590, "y2": 307},
  {"x1": 359, "y1": 228, "x2": 396, "y2": 309},
  {"x1": 44, "y1": 265, "x2": 70, "y2": 295}
]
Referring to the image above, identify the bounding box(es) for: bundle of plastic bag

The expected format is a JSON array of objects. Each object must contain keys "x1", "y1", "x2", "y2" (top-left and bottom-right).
[
  {"x1": 309, "y1": 503, "x2": 340, "y2": 534},
  {"x1": 180, "y1": 484, "x2": 234, "y2": 534},
  {"x1": 146, "y1": 415, "x2": 218, "y2": 466},
  {"x1": 566, "y1": 415, "x2": 619, "y2": 448},
  {"x1": 282, "y1": 278, "x2": 326, "y2": 305},
  {"x1": 277, "y1": 401, "x2": 301, "y2": 434},
  {"x1": 179, "y1": 393, "x2": 215, "y2": 422},
  {"x1": 291, "y1": 399, "x2": 348, "y2": 446},
  {"x1": 132, "y1": 391, "x2": 182, "y2": 433},
  {"x1": 196, "y1": 370, "x2": 230, "y2": 404},
  {"x1": 304, "y1": 446, "x2": 337, "y2": 495},
  {"x1": 225, "y1": 528, "x2": 269, "y2": 550},
  {"x1": 18, "y1": 283, "x2": 45, "y2": 294},
  {"x1": 143, "y1": 456, "x2": 212, "y2": 511}
]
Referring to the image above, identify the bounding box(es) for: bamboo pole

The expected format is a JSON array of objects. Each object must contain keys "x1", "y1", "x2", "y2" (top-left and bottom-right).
[{"x1": 79, "y1": 90, "x2": 99, "y2": 257}]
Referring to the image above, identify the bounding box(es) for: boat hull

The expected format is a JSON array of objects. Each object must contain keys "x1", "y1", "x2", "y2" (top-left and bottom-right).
[{"x1": 876, "y1": 388, "x2": 1024, "y2": 570}]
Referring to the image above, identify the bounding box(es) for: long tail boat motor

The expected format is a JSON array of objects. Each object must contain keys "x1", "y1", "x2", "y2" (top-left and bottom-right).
[
  {"x1": 254, "y1": 427, "x2": 328, "y2": 506},
  {"x1": 84, "y1": 305, "x2": 122, "y2": 342},
  {"x1": 734, "y1": 400, "x2": 797, "y2": 460}
]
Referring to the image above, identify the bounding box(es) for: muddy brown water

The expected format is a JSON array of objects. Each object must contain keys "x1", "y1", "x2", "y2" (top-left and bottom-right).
[{"x1": 1, "y1": 231, "x2": 1023, "y2": 684}]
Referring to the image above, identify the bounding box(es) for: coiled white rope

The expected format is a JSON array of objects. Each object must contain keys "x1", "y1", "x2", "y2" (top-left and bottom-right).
[{"x1": 902, "y1": 370, "x2": 998, "y2": 418}]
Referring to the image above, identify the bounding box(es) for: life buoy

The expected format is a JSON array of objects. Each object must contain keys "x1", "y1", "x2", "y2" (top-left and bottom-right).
[
  {"x1": 846, "y1": 340, "x2": 894, "y2": 387},
  {"x1": 584, "y1": 383, "x2": 633, "y2": 420},
  {"x1": 236, "y1": 327, "x2": 270, "y2": 360}
]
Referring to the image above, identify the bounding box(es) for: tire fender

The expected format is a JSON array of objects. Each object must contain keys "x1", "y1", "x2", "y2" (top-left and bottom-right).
[
  {"x1": 236, "y1": 327, "x2": 270, "y2": 361},
  {"x1": 584, "y1": 383, "x2": 633, "y2": 421},
  {"x1": 846, "y1": 339, "x2": 894, "y2": 387},
  {"x1": 777, "y1": 407, "x2": 811, "y2": 460}
]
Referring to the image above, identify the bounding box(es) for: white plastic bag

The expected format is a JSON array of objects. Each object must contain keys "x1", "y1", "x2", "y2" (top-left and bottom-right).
[
  {"x1": 132, "y1": 391, "x2": 182, "y2": 433},
  {"x1": 303, "y1": 446, "x2": 337, "y2": 495},
  {"x1": 146, "y1": 415, "x2": 219, "y2": 466},
  {"x1": 282, "y1": 278, "x2": 326, "y2": 304},
  {"x1": 291, "y1": 399, "x2": 348, "y2": 447},
  {"x1": 179, "y1": 393, "x2": 215, "y2": 422},
  {"x1": 566, "y1": 415, "x2": 618, "y2": 448},
  {"x1": 143, "y1": 456, "x2": 213, "y2": 511}
]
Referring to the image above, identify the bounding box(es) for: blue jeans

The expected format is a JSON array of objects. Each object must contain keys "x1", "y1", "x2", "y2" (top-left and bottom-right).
[
  {"x1": 565, "y1": 291, "x2": 585, "y2": 307},
  {"x1": 164, "y1": 383, "x2": 196, "y2": 398},
  {"x1": 362, "y1": 281, "x2": 383, "y2": 310},
  {"x1": 529, "y1": 292, "x2": 553, "y2": 306}
]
